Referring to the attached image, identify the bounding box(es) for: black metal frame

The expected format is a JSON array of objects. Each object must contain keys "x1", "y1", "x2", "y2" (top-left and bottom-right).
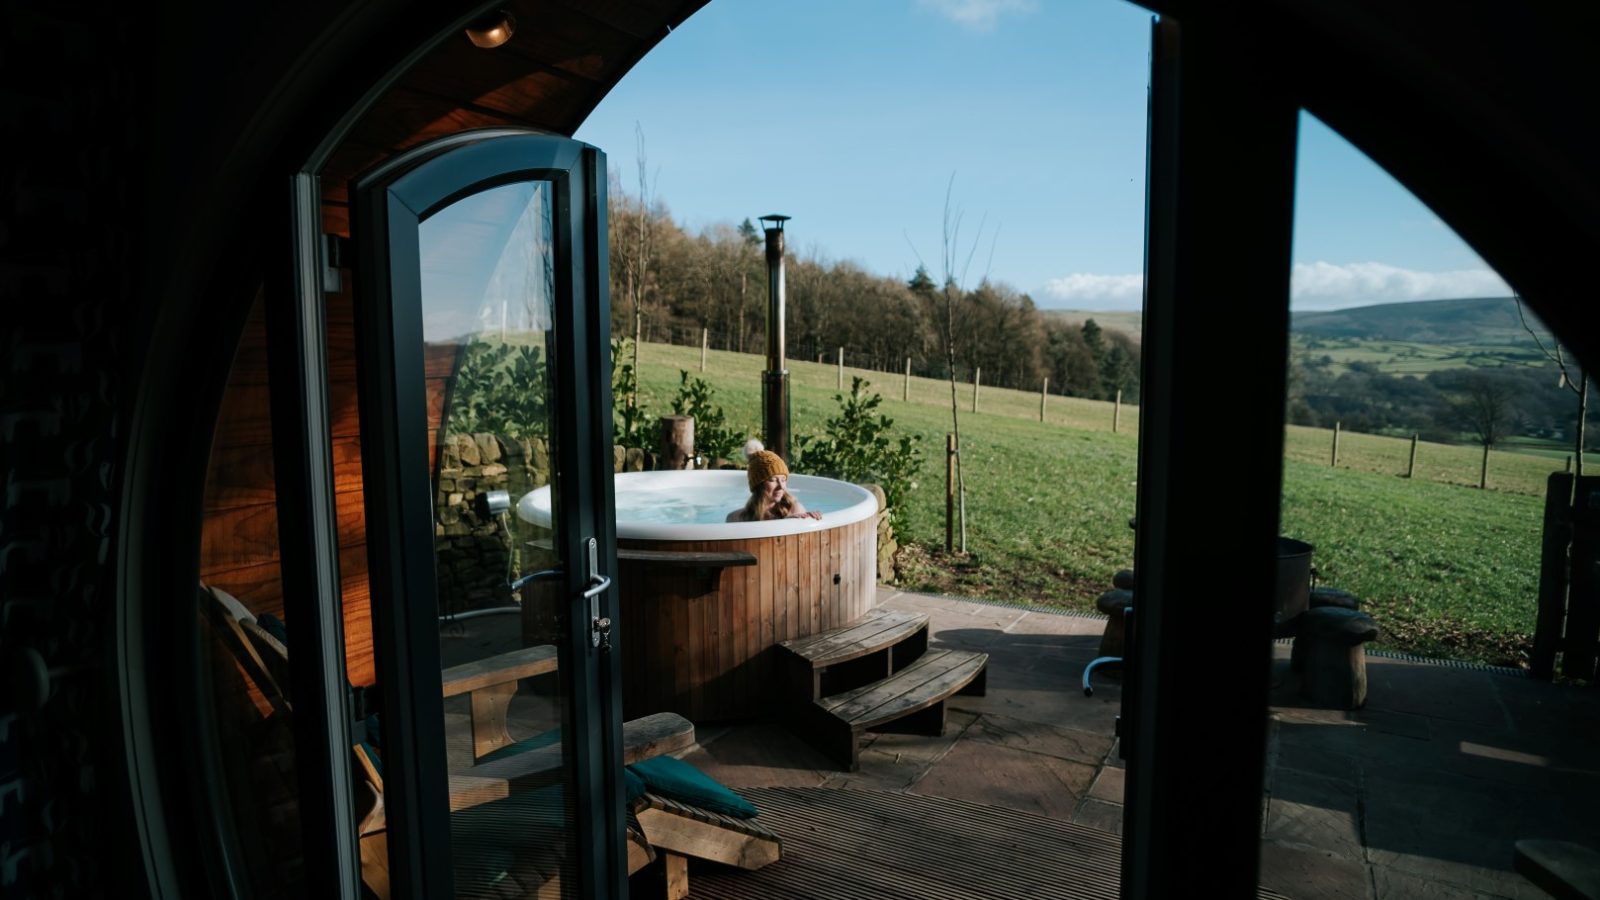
[
  {"x1": 351, "y1": 131, "x2": 623, "y2": 899},
  {"x1": 260, "y1": 172, "x2": 364, "y2": 898},
  {"x1": 1121, "y1": 11, "x2": 1299, "y2": 898}
]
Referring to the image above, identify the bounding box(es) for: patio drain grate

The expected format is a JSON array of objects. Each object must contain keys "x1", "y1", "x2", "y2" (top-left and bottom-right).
[{"x1": 893, "y1": 590, "x2": 1530, "y2": 678}]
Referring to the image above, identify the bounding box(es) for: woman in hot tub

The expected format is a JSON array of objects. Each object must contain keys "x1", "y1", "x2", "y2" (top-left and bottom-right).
[{"x1": 727, "y1": 439, "x2": 823, "y2": 523}]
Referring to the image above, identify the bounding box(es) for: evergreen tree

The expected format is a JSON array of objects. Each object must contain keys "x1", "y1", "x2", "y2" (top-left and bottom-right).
[{"x1": 738, "y1": 217, "x2": 761, "y2": 247}]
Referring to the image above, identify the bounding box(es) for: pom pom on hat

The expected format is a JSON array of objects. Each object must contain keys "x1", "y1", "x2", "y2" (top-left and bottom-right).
[{"x1": 742, "y1": 438, "x2": 789, "y2": 490}]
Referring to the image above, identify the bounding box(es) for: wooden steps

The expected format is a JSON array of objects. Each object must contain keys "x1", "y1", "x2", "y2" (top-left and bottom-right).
[{"x1": 777, "y1": 608, "x2": 988, "y2": 771}]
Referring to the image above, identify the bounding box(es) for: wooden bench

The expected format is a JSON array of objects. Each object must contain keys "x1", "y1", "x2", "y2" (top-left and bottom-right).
[
  {"x1": 635, "y1": 792, "x2": 783, "y2": 899},
  {"x1": 777, "y1": 608, "x2": 988, "y2": 771}
]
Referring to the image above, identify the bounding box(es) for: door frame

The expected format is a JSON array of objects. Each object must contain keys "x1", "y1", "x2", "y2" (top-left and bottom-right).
[
  {"x1": 350, "y1": 130, "x2": 624, "y2": 899},
  {"x1": 1122, "y1": 10, "x2": 1299, "y2": 898}
]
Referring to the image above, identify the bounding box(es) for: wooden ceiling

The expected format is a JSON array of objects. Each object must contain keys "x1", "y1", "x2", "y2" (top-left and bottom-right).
[{"x1": 321, "y1": 0, "x2": 709, "y2": 236}]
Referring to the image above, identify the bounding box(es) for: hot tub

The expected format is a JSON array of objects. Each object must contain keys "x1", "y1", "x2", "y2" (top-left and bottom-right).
[{"x1": 518, "y1": 470, "x2": 881, "y2": 721}]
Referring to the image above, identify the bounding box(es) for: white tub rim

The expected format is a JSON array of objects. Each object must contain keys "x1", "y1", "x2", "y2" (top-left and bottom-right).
[{"x1": 516, "y1": 470, "x2": 879, "y2": 540}]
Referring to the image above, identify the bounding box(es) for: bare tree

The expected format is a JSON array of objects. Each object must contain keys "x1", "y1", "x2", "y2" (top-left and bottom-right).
[
  {"x1": 1517, "y1": 293, "x2": 1588, "y2": 482},
  {"x1": 933, "y1": 175, "x2": 989, "y2": 553},
  {"x1": 628, "y1": 124, "x2": 655, "y2": 425},
  {"x1": 1449, "y1": 371, "x2": 1518, "y2": 488}
]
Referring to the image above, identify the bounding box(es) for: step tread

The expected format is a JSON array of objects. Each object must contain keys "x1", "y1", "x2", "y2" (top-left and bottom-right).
[
  {"x1": 818, "y1": 649, "x2": 988, "y2": 731},
  {"x1": 777, "y1": 609, "x2": 929, "y2": 668}
]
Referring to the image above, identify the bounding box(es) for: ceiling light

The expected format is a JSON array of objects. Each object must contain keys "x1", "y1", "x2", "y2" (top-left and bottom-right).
[{"x1": 465, "y1": 10, "x2": 516, "y2": 49}]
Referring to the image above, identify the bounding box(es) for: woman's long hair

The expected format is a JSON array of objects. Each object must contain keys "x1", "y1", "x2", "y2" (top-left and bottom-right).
[{"x1": 740, "y1": 485, "x2": 797, "y2": 522}]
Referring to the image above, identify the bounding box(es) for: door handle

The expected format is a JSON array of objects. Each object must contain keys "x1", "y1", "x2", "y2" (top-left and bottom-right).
[
  {"x1": 585, "y1": 537, "x2": 612, "y2": 649},
  {"x1": 581, "y1": 574, "x2": 612, "y2": 600}
]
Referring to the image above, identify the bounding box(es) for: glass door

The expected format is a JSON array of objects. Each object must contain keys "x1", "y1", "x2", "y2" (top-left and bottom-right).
[{"x1": 352, "y1": 131, "x2": 624, "y2": 899}]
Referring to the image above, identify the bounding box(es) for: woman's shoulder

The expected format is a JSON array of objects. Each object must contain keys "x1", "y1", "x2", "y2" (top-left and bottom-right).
[{"x1": 725, "y1": 509, "x2": 747, "y2": 522}]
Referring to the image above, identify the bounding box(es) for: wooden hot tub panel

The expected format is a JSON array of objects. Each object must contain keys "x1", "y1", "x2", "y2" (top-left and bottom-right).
[{"x1": 617, "y1": 517, "x2": 878, "y2": 722}]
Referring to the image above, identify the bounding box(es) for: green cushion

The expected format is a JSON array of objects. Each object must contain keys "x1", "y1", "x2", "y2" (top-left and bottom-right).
[
  {"x1": 623, "y1": 767, "x2": 646, "y2": 805},
  {"x1": 474, "y1": 731, "x2": 645, "y2": 805},
  {"x1": 477, "y1": 727, "x2": 563, "y2": 764},
  {"x1": 627, "y1": 756, "x2": 758, "y2": 819},
  {"x1": 255, "y1": 611, "x2": 289, "y2": 647}
]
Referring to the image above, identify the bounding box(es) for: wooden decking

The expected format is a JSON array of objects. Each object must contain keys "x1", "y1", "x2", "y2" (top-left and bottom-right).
[{"x1": 686, "y1": 788, "x2": 1293, "y2": 900}]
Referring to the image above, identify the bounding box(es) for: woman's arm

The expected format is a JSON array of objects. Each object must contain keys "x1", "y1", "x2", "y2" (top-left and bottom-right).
[{"x1": 786, "y1": 497, "x2": 822, "y2": 520}]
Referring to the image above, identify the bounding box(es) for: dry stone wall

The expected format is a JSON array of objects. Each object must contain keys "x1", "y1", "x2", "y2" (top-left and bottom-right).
[{"x1": 434, "y1": 433, "x2": 656, "y2": 613}]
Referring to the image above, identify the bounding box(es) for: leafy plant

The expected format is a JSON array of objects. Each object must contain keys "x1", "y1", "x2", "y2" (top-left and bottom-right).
[
  {"x1": 670, "y1": 370, "x2": 745, "y2": 463},
  {"x1": 447, "y1": 339, "x2": 547, "y2": 438},
  {"x1": 795, "y1": 377, "x2": 924, "y2": 532},
  {"x1": 611, "y1": 336, "x2": 650, "y2": 449}
]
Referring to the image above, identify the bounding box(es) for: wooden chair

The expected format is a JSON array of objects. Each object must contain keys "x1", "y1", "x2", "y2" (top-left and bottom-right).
[{"x1": 200, "y1": 584, "x2": 691, "y2": 898}]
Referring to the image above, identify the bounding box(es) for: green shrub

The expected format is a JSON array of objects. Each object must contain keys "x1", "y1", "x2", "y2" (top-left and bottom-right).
[
  {"x1": 611, "y1": 336, "x2": 650, "y2": 450},
  {"x1": 795, "y1": 377, "x2": 924, "y2": 532},
  {"x1": 447, "y1": 339, "x2": 547, "y2": 438},
  {"x1": 670, "y1": 370, "x2": 748, "y2": 463}
]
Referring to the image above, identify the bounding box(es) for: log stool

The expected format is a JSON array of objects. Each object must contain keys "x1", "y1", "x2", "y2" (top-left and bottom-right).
[
  {"x1": 1296, "y1": 606, "x2": 1379, "y2": 709},
  {"x1": 1292, "y1": 586, "x2": 1362, "y2": 672},
  {"x1": 1309, "y1": 586, "x2": 1359, "y2": 610},
  {"x1": 1096, "y1": 588, "x2": 1134, "y2": 658}
]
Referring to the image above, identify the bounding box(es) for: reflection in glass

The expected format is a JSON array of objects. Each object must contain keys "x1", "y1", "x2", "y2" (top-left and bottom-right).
[{"x1": 418, "y1": 181, "x2": 576, "y2": 898}]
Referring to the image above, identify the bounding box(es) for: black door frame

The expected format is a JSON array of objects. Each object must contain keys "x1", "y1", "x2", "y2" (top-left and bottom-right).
[
  {"x1": 1122, "y1": 9, "x2": 1299, "y2": 897},
  {"x1": 350, "y1": 130, "x2": 624, "y2": 899}
]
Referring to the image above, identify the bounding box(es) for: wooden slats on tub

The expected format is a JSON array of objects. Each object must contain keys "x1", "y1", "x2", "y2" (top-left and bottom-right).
[{"x1": 614, "y1": 516, "x2": 877, "y2": 722}]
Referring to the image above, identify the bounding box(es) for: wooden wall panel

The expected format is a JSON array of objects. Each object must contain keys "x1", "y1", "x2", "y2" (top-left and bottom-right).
[{"x1": 200, "y1": 278, "x2": 396, "y2": 689}]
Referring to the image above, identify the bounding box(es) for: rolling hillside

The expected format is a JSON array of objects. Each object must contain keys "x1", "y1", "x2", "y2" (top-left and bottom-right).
[{"x1": 1289, "y1": 296, "x2": 1552, "y2": 345}]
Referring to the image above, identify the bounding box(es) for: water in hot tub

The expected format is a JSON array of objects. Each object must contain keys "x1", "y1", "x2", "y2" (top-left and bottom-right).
[{"x1": 615, "y1": 479, "x2": 856, "y2": 525}]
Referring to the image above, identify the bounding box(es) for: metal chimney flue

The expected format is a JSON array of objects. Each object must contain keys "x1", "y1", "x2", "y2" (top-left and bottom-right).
[{"x1": 759, "y1": 214, "x2": 791, "y2": 459}]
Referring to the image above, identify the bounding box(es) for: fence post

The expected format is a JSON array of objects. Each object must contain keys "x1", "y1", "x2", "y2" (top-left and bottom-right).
[
  {"x1": 1040, "y1": 377, "x2": 1049, "y2": 422},
  {"x1": 837, "y1": 347, "x2": 844, "y2": 390},
  {"x1": 1533, "y1": 472, "x2": 1575, "y2": 679},
  {"x1": 904, "y1": 357, "x2": 911, "y2": 401},
  {"x1": 700, "y1": 328, "x2": 708, "y2": 372},
  {"x1": 1407, "y1": 434, "x2": 1419, "y2": 478},
  {"x1": 1331, "y1": 421, "x2": 1341, "y2": 467},
  {"x1": 1113, "y1": 389, "x2": 1122, "y2": 433},
  {"x1": 972, "y1": 367, "x2": 981, "y2": 413},
  {"x1": 946, "y1": 433, "x2": 956, "y2": 553}
]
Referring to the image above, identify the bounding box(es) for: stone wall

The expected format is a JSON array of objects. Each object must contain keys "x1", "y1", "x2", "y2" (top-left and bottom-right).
[
  {"x1": 857, "y1": 483, "x2": 902, "y2": 585},
  {"x1": 434, "y1": 434, "x2": 657, "y2": 613}
]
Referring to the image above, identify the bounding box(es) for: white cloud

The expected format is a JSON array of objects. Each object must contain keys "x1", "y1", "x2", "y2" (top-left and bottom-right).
[
  {"x1": 1037, "y1": 262, "x2": 1512, "y2": 312},
  {"x1": 915, "y1": 0, "x2": 1038, "y2": 32},
  {"x1": 1289, "y1": 261, "x2": 1512, "y2": 309},
  {"x1": 1038, "y1": 272, "x2": 1144, "y2": 310}
]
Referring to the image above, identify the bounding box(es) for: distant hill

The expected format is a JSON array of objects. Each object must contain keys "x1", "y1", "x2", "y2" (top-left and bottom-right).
[
  {"x1": 1042, "y1": 296, "x2": 1560, "y2": 351},
  {"x1": 1290, "y1": 296, "x2": 1552, "y2": 345},
  {"x1": 1039, "y1": 309, "x2": 1143, "y2": 345}
]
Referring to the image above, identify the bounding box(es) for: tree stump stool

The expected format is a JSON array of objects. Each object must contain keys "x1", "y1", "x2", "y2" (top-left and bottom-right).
[
  {"x1": 1309, "y1": 586, "x2": 1359, "y2": 610},
  {"x1": 1296, "y1": 606, "x2": 1378, "y2": 709},
  {"x1": 1292, "y1": 587, "x2": 1362, "y2": 672},
  {"x1": 1096, "y1": 588, "x2": 1134, "y2": 659}
]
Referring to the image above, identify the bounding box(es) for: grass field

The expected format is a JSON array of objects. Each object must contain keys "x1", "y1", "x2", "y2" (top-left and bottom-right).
[
  {"x1": 631, "y1": 341, "x2": 1558, "y2": 667},
  {"x1": 1290, "y1": 335, "x2": 1549, "y2": 376}
]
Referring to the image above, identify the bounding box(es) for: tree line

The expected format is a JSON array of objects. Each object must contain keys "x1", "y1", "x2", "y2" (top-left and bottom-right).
[
  {"x1": 1287, "y1": 355, "x2": 1595, "y2": 450},
  {"x1": 606, "y1": 183, "x2": 1141, "y2": 403}
]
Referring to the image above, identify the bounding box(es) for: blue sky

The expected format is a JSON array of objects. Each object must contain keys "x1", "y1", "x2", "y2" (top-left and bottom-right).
[{"x1": 573, "y1": 0, "x2": 1511, "y2": 312}]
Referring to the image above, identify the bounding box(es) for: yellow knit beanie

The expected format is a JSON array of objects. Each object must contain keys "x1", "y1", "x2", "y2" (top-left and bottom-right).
[{"x1": 742, "y1": 439, "x2": 789, "y2": 490}]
